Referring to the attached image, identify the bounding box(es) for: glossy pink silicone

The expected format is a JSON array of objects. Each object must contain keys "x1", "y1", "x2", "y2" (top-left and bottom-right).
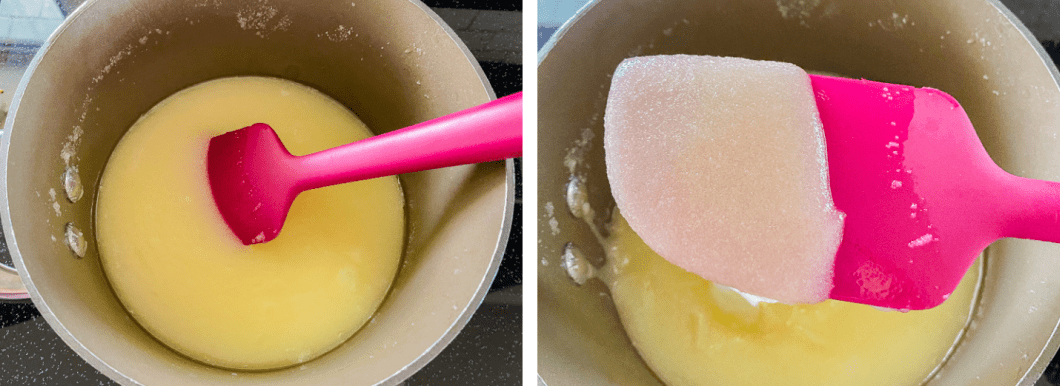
[
  {"x1": 208, "y1": 92, "x2": 522, "y2": 245},
  {"x1": 813, "y1": 75, "x2": 1060, "y2": 310}
]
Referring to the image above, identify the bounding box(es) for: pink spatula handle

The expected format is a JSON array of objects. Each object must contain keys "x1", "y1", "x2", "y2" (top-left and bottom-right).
[
  {"x1": 994, "y1": 175, "x2": 1060, "y2": 244},
  {"x1": 296, "y1": 92, "x2": 522, "y2": 190}
]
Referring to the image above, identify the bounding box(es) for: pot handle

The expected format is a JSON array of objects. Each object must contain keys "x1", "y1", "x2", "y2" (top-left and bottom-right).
[
  {"x1": 0, "y1": 264, "x2": 28, "y2": 301},
  {"x1": 0, "y1": 128, "x2": 30, "y2": 301}
]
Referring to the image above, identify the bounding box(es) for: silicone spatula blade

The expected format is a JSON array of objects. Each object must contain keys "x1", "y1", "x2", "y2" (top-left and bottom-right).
[
  {"x1": 207, "y1": 92, "x2": 522, "y2": 245},
  {"x1": 811, "y1": 75, "x2": 1060, "y2": 310}
]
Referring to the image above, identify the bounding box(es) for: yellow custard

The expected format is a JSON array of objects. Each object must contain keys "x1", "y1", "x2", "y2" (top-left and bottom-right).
[
  {"x1": 96, "y1": 76, "x2": 405, "y2": 370},
  {"x1": 601, "y1": 211, "x2": 980, "y2": 386}
]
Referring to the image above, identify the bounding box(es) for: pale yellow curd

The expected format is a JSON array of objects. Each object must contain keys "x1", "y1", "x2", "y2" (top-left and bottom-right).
[
  {"x1": 602, "y1": 211, "x2": 980, "y2": 386},
  {"x1": 96, "y1": 76, "x2": 405, "y2": 370}
]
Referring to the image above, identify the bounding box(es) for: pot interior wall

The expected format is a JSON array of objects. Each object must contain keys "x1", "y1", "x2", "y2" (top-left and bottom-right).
[
  {"x1": 538, "y1": 0, "x2": 1060, "y2": 385},
  {"x1": 3, "y1": 0, "x2": 510, "y2": 384}
]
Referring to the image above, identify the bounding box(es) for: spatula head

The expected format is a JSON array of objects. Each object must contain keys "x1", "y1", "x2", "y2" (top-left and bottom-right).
[
  {"x1": 207, "y1": 123, "x2": 298, "y2": 245},
  {"x1": 812, "y1": 75, "x2": 1000, "y2": 310}
]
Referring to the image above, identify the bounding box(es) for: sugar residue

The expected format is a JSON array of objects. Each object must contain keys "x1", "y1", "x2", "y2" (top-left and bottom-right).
[
  {"x1": 630, "y1": 18, "x2": 692, "y2": 56},
  {"x1": 60, "y1": 93, "x2": 93, "y2": 197},
  {"x1": 48, "y1": 188, "x2": 61, "y2": 217},
  {"x1": 236, "y1": 0, "x2": 289, "y2": 38},
  {"x1": 275, "y1": 15, "x2": 292, "y2": 32},
  {"x1": 869, "y1": 12, "x2": 912, "y2": 31},
  {"x1": 237, "y1": 1, "x2": 278, "y2": 30},
  {"x1": 775, "y1": 0, "x2": 822, "y2": 27},
  {"x1": 965, "y1": 31, "x2": 993, "y2": 48},
  {"x1": 94, "y1": 27, "x2": 174, "y2": 83},
  {"x1": 134, "y1": 25, "x2": 173, "y2": 46},
  {"x1": 402, "y1": 44, "x2": 425, "y2": 56},
  {"x1": 564, "y1": 128, "x2": 595, "y2": 176},
  {"x1": 92, "y1": 46, "x2": 131, "y2": 83},
  {"x1": 544, "y1": 201, "x2": 560, "y2": 236},
  {"x1": 60, "y1": 125, "x2": 83, "y2": 167},
  {"x1": 322, "y1": 25, "x2": 355, "y2": 42},
  {"x1": 193, "y1": 0, "x2": 222, "y2": 7}
]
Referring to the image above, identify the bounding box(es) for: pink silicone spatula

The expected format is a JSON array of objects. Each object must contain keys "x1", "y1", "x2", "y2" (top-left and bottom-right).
[
  {"x1": 811, "y1": 75, "x2": 1060, "y2": 310},
  {"x1": 208, "y1": 92, "x2": 522, "y2": 245}
]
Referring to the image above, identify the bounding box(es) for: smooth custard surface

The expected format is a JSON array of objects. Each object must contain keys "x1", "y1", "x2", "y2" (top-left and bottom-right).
[
  {"x1": 603, "y1": 211, "x2": 980, "y2": 386},
  {"x1": 96, "y1": 76, "x2": 405, "y2": 370}
]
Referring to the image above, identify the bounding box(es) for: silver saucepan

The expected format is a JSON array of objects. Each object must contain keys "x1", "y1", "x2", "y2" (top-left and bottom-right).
[
  {"x1": 539, "y1": 0, "x2": 1060, "y2": 385},
  {"x1": 0, "y1": 0, "x2": 513, "y2": 384}
]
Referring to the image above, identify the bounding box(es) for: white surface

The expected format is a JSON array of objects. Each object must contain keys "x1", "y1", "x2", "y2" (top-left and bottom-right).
[
  {"x1": 539, "y1": 0, "x2": 590, "y2": 28},
  {"x1": 0, "y1": 0, "x2": 64, "y2": 43}
]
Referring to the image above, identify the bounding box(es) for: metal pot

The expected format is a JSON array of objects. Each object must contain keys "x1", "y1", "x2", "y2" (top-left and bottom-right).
[
  {"x1": 0, "y1": 0, "x2": 513, "y2": 384},
  {"x1": 538, "y1": 0, "x2": 1060, "y2": 384}
]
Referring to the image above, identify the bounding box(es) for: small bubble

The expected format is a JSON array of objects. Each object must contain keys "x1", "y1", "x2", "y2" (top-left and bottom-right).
[
  {"x1": 65, "y1": 223, "x2": 87, "y2": 258},
  {"x1": 561, "y1": 243, "x2": 595, "y2": 285},
  {"x1": 566, "y1": 177, "x2": 591, "y2": 220},
  {"x1": 907, "y1": 233, "x2": 934, "y2": 248},
  {"x1": 63, "y1": 166, "x2": 84, "y2": 203}
]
